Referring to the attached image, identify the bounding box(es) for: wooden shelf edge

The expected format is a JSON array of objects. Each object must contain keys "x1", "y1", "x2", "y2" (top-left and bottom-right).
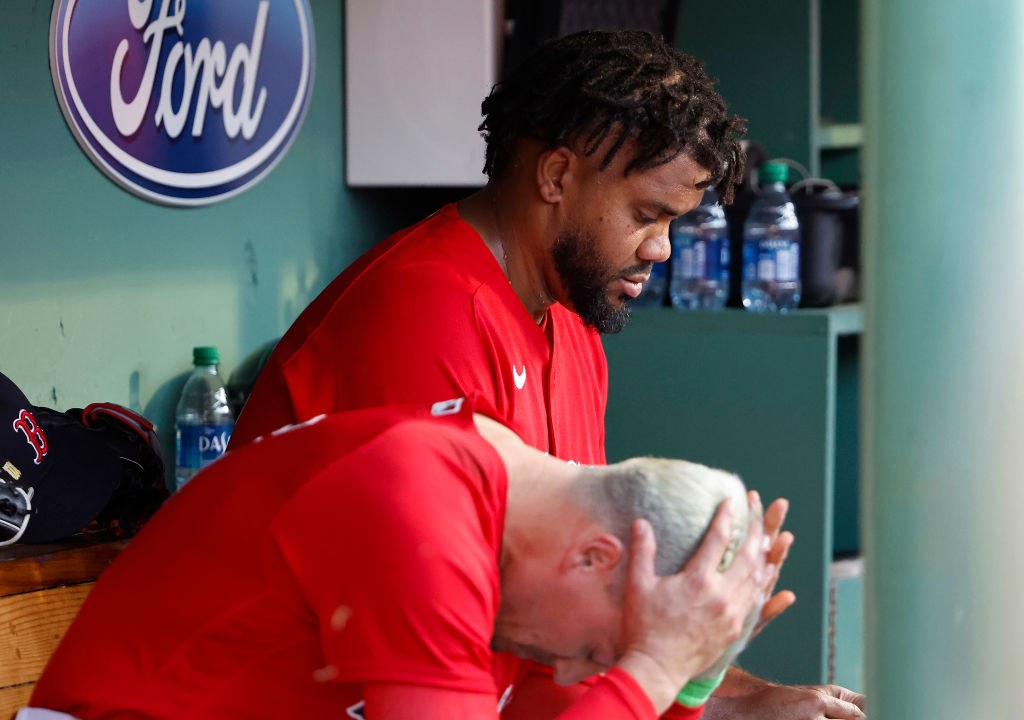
[{"x1": 0, "y1": 532, "x2": 130, "y2": 596}]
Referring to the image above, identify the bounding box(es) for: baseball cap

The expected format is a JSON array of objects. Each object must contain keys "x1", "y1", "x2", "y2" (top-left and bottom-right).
[{"x1": 0, "y1": 372, "x2": 122, "y2": 546}]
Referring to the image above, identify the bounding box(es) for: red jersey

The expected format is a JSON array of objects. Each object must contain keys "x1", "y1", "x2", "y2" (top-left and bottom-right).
[
  {"x1": 225, "y1": 205, "x2": 702, "y2": 719},
  {"x1": 230, "y1": 203, "x2": 607, "y2": 465},
  {"x1": 30, "y1": 401, "x2": 666, "y2": 719}
]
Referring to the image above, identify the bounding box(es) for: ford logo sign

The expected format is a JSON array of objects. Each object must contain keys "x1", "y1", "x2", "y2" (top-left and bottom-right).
[{"x1": 49, "y1": 0, "x2": 315, "y2": 206}]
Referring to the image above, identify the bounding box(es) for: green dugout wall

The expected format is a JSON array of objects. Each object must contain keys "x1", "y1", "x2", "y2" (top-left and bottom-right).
[{"x1": 0, "y1": 1, "x2": 462, "y2": 484}]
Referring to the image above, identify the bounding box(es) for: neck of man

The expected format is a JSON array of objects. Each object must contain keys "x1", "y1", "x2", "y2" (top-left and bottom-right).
[
  {"x1": 459, "y1": 184, "x2": 559, "y2": 325},
  {"x1": 472, "y1": 414, "x2": 585, "y2": 568}
]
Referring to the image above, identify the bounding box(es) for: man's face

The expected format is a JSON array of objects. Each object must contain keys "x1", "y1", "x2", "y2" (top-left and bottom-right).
[
  {"x1": 492, "y1": 563, "x2": 624, "y2": 686},
  {"x1": 548, "y1": 148, "x2": 711, "y2": 334}
]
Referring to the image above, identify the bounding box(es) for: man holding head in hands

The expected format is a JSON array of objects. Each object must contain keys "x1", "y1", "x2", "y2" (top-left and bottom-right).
[{"x1": 31, "y1": 398, "x2": 775, "y2": 719}]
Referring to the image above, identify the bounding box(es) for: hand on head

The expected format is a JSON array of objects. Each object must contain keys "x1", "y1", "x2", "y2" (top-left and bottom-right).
[
  {"x1": 755, "y1": 497, "x2": 796, "y2": 634},
  {"x1": 614, "y1": 490, "x2": 787, "y2": 714}
]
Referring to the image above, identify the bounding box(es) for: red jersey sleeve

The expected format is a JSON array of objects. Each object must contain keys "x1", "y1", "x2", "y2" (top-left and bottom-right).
[
  {"x1": 549, "y1": 668, "x2": 703, "y2": 720},
  {"x1": 503, "y1": 664, "x2": 704, "y2": 720},
  {"x1": 360, "y1": 667, "x2": 681, "y2": 720},
  {"x1": 661, "y1": 700, "x2": 706, "y2": 719},
  {"x1": 267, "y1": 421, "x2": 506, "y2": 694},
  {"x1": 232, "y1": 204, "x2": 607, "y2": 464},
  {"x1": 290, "y1": 260, "x2": 502, "y2": 416},
  {"x1": 233, "y1": 257, "x2": 506, "y2": 446}
]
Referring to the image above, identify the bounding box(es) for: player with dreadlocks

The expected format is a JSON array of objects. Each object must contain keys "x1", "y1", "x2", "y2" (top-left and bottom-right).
[
  {"x1": 471, "y1": 28, "x2": 746, "y2": 335},
  {"x1": 229, "y1": 29, "x2": 865, "y2": 720},
  {"x1": 480, "y1": 30, "x2": 746, "y2": 197}
]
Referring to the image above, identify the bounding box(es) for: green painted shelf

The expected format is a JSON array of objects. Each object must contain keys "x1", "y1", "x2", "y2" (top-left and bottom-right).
[{"x1": 603, "y1": 304, "x2": 862, "y2": 688}]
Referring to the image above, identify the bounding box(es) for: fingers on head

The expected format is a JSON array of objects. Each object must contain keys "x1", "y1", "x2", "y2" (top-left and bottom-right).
[
  {"x1": 768, "y1": 531, "x2": 795, "y2": 565},
  {"x1": 738, "y1": 508, "x2": 767, "y2": 561},
  {"x1": 746, "y1": 490, "x2": 763, "y2": 517},
  {"x1": 763, "y1": 497, "x2": 789, "y2": 526},
  {"x1": 627, "y1": 518, "x2": 657, "y2": 587},
  {"x1": 760, "y1": 591, "x2": 795, "y2": 623},
  {"x1": 700, "y1": 500, "x2": 738, "y2": 563}
]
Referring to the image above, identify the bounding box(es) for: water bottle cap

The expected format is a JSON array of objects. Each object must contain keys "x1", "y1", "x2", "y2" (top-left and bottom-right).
[
  {"x1": 759, "y1": 162, "x2": 789, "y2": 184},
  {"x1": 192, "y1": 346, "x2": 220, "y2": 366}
]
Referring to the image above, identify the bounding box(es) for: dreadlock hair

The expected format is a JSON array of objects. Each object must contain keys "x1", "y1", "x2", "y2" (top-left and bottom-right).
[{"x1": 479, "y1": 29, "x2": 747, "y2": 203}]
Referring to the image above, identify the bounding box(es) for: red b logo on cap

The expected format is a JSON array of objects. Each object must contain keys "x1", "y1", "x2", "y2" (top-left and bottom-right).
[{"x1": 13, "y1": 410, "x2": 48, "y2": 465}]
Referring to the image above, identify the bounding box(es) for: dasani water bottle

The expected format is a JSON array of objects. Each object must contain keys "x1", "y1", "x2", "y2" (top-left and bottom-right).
[
  {"x1": 742, "y1": 162, "x2": 802, "y2": 312},
  {"x1": 670, "y1": 186, "x2": 730, "y2": 311},
  {"x1": 175, "y1": 346, "x2": 234, "y2": 490}
]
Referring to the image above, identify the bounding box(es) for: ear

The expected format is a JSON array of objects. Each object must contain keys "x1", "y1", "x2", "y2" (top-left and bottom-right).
[
  {"x1": 563, "y1": 533, "x2": 624, "y2": 573},
  {"x1": 535, "y1": 147, "x2": 575, "y2": 204}
]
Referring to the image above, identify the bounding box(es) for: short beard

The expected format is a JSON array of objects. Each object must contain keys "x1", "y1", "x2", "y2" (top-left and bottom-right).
[{"x1": 552, "y1": 228, "x2": 638, "y2": 335}]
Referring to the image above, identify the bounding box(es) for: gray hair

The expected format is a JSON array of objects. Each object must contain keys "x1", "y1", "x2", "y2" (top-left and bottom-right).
[{"x1": 574, "y1": 457, "x2": 763, "y2": 679}]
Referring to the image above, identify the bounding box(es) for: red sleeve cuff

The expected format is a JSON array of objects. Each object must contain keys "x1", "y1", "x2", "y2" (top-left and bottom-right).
[
  {"x1": 552, "y1": 667, "x2": 658, "y2": 720},
  {"x1": 566, "y1": 668, "x2": 706, "y2": 719},
  {"x1": 504, "y1": 663, "x2": 705, "y2": 720},
  {"x1": 661, "y1": 698, "x2": 705, "y2": 719}
]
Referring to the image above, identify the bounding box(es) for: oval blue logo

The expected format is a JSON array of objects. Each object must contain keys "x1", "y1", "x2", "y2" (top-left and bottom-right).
[{"x1": 50, "y1": 0, "x2": 315, "y2": 206}]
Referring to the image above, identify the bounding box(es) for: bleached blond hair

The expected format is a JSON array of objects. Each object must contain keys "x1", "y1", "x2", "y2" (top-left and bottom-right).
[{"x1": 575, "y1": 457, "x2": 762, "y2": 679}]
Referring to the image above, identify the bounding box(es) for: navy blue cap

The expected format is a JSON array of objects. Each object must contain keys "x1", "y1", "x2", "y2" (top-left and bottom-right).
[{"x1": 0, "y1": 372, "x2": 121, "y2": 545}]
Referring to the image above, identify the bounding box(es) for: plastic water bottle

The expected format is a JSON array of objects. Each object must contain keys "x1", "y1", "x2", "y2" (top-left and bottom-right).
[
  {"x1": 633, "y1": 259, "x2": 668, "y2": 307},
  {"x1": 174, "y1": 346, "x2": 234, "y2": 490},
  {"x1": 669, "y1": 186, "x2": 730, "y2": 311},
  {"x1": 742, "y1": 162, "x2": 802, "y2": 312}
]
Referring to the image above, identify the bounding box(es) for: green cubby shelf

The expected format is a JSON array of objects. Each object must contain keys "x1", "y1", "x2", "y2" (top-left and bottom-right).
[{"x1": 603, "y1": 304, "x2": 862, "y2": 688}]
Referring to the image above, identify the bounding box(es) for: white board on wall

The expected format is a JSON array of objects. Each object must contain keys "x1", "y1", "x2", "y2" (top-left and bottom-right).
[{"x1": 345, "y1": 0, "x2": 499, "y2": 187}]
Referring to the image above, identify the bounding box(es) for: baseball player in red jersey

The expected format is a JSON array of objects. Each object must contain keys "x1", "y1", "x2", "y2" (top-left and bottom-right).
[
  {"x1": 229, "y1": 202, "x2": 608, "y2": 464},
  {"x1": 30, "y1": 398, "x2": 773, "y2": 719},
  {"x1": 229, "y1": 28, "x2": 865, "y2": 720}
]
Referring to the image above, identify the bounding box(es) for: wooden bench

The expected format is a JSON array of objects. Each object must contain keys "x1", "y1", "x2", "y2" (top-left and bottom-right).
[{"x1": 0, "y1": 533, "x2": 128, "y2": 719}]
